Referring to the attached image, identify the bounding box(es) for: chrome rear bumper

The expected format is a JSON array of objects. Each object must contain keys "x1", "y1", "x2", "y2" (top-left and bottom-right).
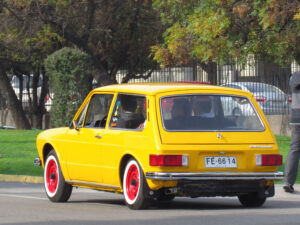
[{"x1": 145, "y1": 171, "x2": 284, "y2": 181}]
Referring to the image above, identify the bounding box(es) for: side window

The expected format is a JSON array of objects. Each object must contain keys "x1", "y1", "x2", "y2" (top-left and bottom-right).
[
  {"x1": 83, "y1": 94, "x2": 113, "y2": 128},
  {"x1": 110, "y1": 94, "x2": 146, "y2": 129}
]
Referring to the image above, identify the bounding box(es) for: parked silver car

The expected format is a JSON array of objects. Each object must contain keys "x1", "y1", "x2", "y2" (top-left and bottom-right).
[{"x1": 222, "y1": 82, "x2": 288, "y2": 115}]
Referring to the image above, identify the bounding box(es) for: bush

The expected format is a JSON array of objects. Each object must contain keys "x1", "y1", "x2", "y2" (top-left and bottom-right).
[{"x1": 45, "y1": 47, "x2": 92, "y2": 127}]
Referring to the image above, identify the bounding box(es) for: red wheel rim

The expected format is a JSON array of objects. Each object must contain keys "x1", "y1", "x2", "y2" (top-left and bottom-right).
[
  {"x1": 125, "y1": 164, "x2": 140, "y2": 201},
  {"x1": 46, "y1": 158, "x2": 58, "y2": 193}
]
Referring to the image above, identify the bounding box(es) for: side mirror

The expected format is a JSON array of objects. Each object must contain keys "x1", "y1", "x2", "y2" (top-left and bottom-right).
[{"x1": 69, "y1": 120, "x2": 79, "y2": 131}]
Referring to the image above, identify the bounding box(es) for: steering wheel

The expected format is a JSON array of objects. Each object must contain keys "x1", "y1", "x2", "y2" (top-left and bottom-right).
[{"x1": 99, "y1": 115, "x2": 108, "y2": 128}]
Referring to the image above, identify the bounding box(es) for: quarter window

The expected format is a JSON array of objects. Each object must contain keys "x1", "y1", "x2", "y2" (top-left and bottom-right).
[
  {"x1": 110, "y1": 94, "x2": 146, "y2": 129},
  {"x1": 76, "y1": 103, "x2": 88, "y2": 127}
]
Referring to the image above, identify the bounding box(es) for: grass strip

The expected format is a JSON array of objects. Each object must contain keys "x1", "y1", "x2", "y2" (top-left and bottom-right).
[{"x1": 0, "y1": 130, "x2": 299, "y2": 183}]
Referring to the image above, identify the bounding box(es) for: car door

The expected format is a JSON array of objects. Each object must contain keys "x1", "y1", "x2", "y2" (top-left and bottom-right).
[{"x1": 66, "y1": 93, "x2": 114, "y2": 183}]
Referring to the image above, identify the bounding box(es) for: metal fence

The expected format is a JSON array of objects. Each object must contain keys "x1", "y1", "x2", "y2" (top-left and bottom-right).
[
  {"x1": 1, "y1": 59, "x2": 300, "y2": 127},
  {"x1": 118, "y1": 59, "x2": 300, "y2": 93},
  {"x1": 116, "y1": 59, "x2": 300, "y2": 115}
]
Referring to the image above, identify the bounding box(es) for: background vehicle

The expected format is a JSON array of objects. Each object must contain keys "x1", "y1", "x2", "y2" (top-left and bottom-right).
[{"x1": 222, "y1": 82, "x2": 288, "y2": 115}]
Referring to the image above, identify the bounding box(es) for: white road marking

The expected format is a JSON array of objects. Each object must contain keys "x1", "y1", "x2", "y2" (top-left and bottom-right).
[{"x1": 0, "y1": 193, "x2": 47, "y2": 201}]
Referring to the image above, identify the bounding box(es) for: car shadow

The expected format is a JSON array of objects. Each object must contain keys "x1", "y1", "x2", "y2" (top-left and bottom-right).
[
  {"x1": 68, "y1": 197, "x2": 246, "y2": 210},
  {"x1": 68, "y1": 195, "x2": 300, "y2": 210}
]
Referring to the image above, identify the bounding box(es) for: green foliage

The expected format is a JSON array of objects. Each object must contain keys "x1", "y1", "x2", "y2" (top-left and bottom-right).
[
  {"x1": 45, "y1": 47, "x2": 92, "y2": 127},
  {"x1": 153, "y1": 0, "x2": 300, "y2": 67},
  {"x1": 0, "y1": 129, "x2": 43, "y2": 176}
]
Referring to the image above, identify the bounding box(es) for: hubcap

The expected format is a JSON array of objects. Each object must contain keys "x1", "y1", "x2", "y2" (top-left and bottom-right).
[
  {"x1": 126, "y1": 164, "x2": 140, "y2": 201},
  {"x1": 46, "y1": 159, "x2": 58, "y2": 193}
]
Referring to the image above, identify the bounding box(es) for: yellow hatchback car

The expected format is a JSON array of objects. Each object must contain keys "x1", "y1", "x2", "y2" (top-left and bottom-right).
[{"x1": 35, "y1": 83, "x2": 283, "y2": 209}]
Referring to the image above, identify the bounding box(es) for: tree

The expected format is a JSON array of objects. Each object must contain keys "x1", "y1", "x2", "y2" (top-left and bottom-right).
[
  {"x1": 33, "y1": 0, "x2": 162, "y2": 85},
  {"x1": 152, "y1": 0, "x2": 300, "y2": 84},
  {"x1": 45, "y1": 47, "x2": 92, "y2": 127},
  {"x1": 0, "y1": 1, "x2": 63, "y2": 129},
  {"x1": 0, "y1": 0, "x2": 163, "y2": 128}
]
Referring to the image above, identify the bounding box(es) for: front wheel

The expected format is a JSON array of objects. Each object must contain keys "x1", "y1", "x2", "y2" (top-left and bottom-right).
[
  {"x1": 44, "y1": 150, "x2": 72, "y2": 202},
  {"x1": 123, "y1": 159, "x2": 152, "y2": 209},
  {"x1": 238, "y1": 192, "x2": 266, "y2": 207}
]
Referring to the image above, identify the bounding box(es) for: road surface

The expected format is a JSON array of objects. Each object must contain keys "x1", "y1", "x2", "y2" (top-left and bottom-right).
[{"x1": 0, "y1": 182, "x2": 300, "y2": 225}]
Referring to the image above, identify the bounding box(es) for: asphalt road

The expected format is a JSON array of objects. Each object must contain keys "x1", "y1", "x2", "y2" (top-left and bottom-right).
[{"x1": 0, "y1": 182, "x2": 300, "y2": 225}]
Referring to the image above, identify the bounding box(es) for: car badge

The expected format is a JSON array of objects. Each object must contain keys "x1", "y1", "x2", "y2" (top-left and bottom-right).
[{"x1": 217, "y1": 133, "x2": 222, "y2": 139}]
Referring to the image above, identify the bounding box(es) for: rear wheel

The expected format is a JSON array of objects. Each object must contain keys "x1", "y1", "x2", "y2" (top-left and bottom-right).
[
  {"x1": 123, "y1": 159, "x2": 152, "y2": 209},
  {"x1": 238, "y1": 192, "x2": 266, "y2": 207},
  {"x1": 44, "y1": 150, "x2": 72, "y2": 202}
]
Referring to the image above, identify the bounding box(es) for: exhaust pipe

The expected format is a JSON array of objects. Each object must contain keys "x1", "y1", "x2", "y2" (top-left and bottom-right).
[{"x1": 165, "y1": 187, "x2": 178, "y2": 195}]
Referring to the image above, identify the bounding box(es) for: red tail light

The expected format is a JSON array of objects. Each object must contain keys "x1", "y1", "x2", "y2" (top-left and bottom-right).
[
  {"x1": 288, "y1": 95, "x2": 292, "y2": 103},
  {"x1": 255, "y1": 96, "x2": 267, "y2": 102},
  {"x1": 150, "y1": 155, "x2": 189, "y2": 166},
  {"x1": 256, "y1": 154, "x2": 282, "y2": 166}
]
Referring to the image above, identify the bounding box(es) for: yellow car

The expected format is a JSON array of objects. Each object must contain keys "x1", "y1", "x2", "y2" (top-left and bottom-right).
[{"x1": 35, "y1": 83, "x2": 283, "y2": 209}]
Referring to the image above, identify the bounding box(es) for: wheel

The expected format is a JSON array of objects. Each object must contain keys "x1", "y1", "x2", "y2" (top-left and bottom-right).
[
  {"x1": 123, "y1": 159, "x2": 152, "y2": 209},
  {"x1": 44, "y1": 150, "x2": 72, "y2": 202},
  {"x1": 238, "y1": 192, "x2": 266, "y2": 207}
]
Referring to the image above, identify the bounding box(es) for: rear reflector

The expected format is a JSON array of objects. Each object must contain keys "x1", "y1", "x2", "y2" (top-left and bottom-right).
[
  {"x1": 256, "y1": 154, "x2": 282, "y2": 166},
  {"x1": 150, "y1": 155, "x2": 189, "y2": 166}
]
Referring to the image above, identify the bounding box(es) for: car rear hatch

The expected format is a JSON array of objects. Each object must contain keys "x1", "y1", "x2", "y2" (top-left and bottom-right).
[
  {"x1": 157, "y1": 91, "x2": 275, "y2": 145},
  {"x1": 154, "y1": 91, "x2": 280, "y2": 174}
]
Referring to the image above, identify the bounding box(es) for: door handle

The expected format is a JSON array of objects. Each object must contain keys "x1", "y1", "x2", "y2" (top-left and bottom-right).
[{"x1": 94, "y1": 135, "x2": 102, "y2": 139}]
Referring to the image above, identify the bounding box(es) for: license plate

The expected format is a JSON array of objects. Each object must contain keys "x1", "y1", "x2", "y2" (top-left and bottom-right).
[{"x1": 205, "y1": 156, "x2": 237, "y2": 168}]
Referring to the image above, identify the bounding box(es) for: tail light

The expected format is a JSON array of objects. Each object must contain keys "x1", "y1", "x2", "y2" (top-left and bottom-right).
[
  {"x1": 150, "y1": 155, "x2": 189, "y2": 166},
  {"x1": 256, "y1": 154, "x2": 282, "y2": 166},
  {"x1": 255, "y1": 96, "x2": 267, "y2": 102},
  {"x1": 288, "y1": 95, "x2": 292, "y2": 103}
]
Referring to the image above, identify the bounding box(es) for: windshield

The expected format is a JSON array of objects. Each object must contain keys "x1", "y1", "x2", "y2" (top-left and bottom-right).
[{"x1": 160, "y1": 94, "x2": 264, "y2": 131}]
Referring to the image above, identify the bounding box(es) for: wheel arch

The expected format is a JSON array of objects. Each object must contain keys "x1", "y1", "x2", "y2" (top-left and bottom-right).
[
  {"x1": 43, "y1": 143, "x2": 54, "y2": 167},
  {"x1": 119, "y1": 154, "x2": 134, "y2": 188}
]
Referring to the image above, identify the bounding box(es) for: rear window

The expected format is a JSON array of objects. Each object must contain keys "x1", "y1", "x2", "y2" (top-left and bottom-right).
[{"x1": 160, "y1": 95, "x2": 264, "y2": 131}]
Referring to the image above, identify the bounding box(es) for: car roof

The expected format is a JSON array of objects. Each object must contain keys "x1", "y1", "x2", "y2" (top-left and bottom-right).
[{"x1": 93, "y1": 83, "x2": 251, "y2": 96}]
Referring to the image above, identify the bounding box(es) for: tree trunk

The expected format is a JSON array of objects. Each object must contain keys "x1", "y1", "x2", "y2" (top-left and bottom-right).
[
  {"x1": 0, "y1": 64, "x2": 31, "y2": 129},
  {"x1": 91, "y1": 63, "x2": 117, "y2": 86},
  {"x1": 30, "y1": 69, "x2": 48, "y2": 129},
  {"x1": 200, "y1": 62, "x2": 218, "y2": 85}
]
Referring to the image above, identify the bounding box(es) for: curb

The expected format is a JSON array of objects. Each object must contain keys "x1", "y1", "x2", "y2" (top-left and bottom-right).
[{"x1": 0, "y1": 174, "x2": 43, "y2": 184}]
